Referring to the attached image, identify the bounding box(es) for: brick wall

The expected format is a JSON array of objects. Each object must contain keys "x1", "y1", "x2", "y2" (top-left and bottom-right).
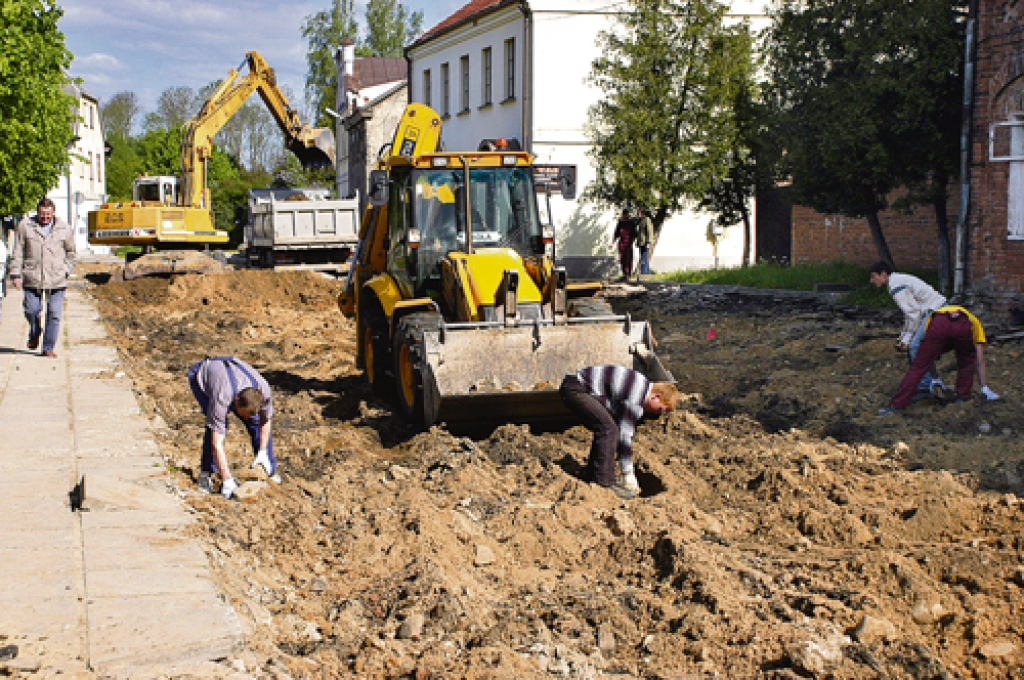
[
  {"x1": 965, "y1": 3, "x2": 1024, "y2": 319},
  {"x1": 791, "y1": 198, "x2": 952, "y2": 270}
]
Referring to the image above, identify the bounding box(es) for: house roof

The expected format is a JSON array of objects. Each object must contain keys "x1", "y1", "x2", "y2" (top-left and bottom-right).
[
  {"x1": 350, "y1": 58, "x2": 407, "y2": 90},
  {"x1": 410, "y1": 0, "x2": 520, "y2": 49}
]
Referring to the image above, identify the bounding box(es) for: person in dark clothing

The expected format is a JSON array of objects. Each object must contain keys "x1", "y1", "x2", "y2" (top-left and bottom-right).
[
  {"x1": 612, "y1": 210, "x2": 636, "y2": 281},
  {"x1": 560, "y1": 365, "x2": 678, "y2": 499}
]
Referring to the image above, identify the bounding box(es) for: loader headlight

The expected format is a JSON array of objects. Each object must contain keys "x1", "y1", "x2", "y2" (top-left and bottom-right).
[
  {"x1": 502, "y1": 155, "x2": 517, "y2": 167},
  {"x1": 431, "y1": 157, "x2": 450, "y2": 168},
  {"x1": 409, "y1": 228, "x2": 421, "y2": 248}
]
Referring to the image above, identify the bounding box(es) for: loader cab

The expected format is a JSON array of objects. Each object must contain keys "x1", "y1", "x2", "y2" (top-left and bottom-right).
[
  {"x1": 402, "y1": 162, "x2": 544, "y2": 291},
  {"x1": 133, "y1": 175, "x2": 179, "y2": 206}
]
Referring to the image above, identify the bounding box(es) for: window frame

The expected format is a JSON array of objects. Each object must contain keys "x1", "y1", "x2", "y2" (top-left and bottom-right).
[{"x1": 481, "y1": 47, "x2": 493, "y2": 107}]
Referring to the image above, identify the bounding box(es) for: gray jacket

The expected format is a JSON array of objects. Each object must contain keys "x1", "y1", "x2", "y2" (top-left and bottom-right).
[{"x1": 9, "y1": 216, "x2": 76, "y2": 290}]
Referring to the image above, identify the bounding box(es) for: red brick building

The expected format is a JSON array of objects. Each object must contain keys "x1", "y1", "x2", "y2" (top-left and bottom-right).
[{"x1": 964, "y1": 2, "x2": 1024, "y2": 318}]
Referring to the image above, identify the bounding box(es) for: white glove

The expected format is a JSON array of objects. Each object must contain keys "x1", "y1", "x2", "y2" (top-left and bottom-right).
[
  {"x1": 621, "y1": 472, "x2": 640, "y2": 492},
  {"x1": 981, "y1": 385, "x2": 1001, "y2": 401},
  {"x1": 221, "y1": 478, "x2": 239, "y2": 500},
  {"x1": 252, "y1": 448, "x2": 274, "y2": 476}
]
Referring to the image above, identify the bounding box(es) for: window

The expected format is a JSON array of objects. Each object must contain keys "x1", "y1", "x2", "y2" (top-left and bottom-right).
[
  {"x1": 504, "y1": 38, "x2": 515, "y2": 101},
  {"x1": 460, "y1": 55, "x2": 470, "y2": 114},
  {"x1": 423, "y1": 69, "x2": 431, "y2": 108},
  {"x1": 1009, "y1": 122, "x2": 1024, "y2": 239},
  {"x1": 482, "y1": 47, "x2": 492, "y2": 106},
  {"x1": 98, "y1": 154, "x2": 103, "y2": 184},
  {"x1": 89, "y1": 152, "x2": 94, "y2": 181},
  {"x1": 441, "y1": 62, "x2": 450, "y2": 117}
]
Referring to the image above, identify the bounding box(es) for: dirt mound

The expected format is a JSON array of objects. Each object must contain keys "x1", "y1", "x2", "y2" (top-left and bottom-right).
[{"x1": 84, "y1": 271, "x2": 1024, "y2": 678}]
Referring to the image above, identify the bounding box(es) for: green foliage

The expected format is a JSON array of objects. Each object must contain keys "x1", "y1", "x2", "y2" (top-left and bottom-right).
[
  {"x1": 103, "y1": 131, "x2": 140, "y2": 201},
  {"x1": 0, "y1": 0, "x2": 75, "y2": 215},
  {"x1": 365, "y1": 0, "x2": 423, "y2": 57},
  {"x1": 136, "y1": 127, "x2": 182, "y2": 176},
  {"x1": 303, "y1": 0, "x2": 359, "y2": 127},
  {"x1": 100, "y1": 91, "x2": 141, "y2": 138},
  {"x1": 661, "y1": 260, "x2": 940, "y2": 307},
  {"x1": 142, "y1": 86, "x2": 197, "y2": 132},
  {"x1": 766, "y1": 0, "x2": 966, "y2": 273},
  {"x1": 585, "y1": 0, "x2": 755, "y2": 237}
]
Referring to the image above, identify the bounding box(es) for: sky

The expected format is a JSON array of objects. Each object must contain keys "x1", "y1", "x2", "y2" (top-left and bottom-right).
[{"x1": 61, "y1": 0, "x2": 464, "y2": 124}]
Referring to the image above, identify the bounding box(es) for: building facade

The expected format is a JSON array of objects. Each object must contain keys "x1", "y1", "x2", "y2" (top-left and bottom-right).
[
  {"x1": 48, "y1": 84, "x2": 107, "y2": 254},
  {"x1": 965, "y1": 1, "x2": 1024, "y2": 317},
  {"x1": 407, "y1": 0, "x2": 772, "y2": 277}
]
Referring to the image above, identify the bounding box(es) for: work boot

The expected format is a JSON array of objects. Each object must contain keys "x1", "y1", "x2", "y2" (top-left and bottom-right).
[
  {"x1": 620, "y1": 472, "x2": 640, "y2": 495},
  {"x1": 221, "y1": 477, "x2": 239, "y2": 499},
  {"x1": 27, "y1": 335, "x2": 39, "y2": 350},
  {"x1": 603, "y1": 480, "x2": 638, "y2": 500},
  {"x1": 197, "y1": 471, "x2": 213, "y2": 494},
  {"x1": 930, "y1": 380, "x2": 947, "y2": 399}
]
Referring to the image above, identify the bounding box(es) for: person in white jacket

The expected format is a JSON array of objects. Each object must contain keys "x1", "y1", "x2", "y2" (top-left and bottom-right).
[{"x1": 869, "y1": 261, "x2": 947, "y2": 396}]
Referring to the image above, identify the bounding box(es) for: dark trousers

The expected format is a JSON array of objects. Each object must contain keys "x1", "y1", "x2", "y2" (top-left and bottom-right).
[
  {"x1": 891, "y1": 312, "x2": 977, "y2": 410},
  {"x1": 187, "y1": 361, "x2": 275, "y2": 474},
  {"x1": 560, "y1": 375, "x2": 618, "y2": 486},
  {"x1": 617, "y1": 242, "x2": 634, "y2": 278}
]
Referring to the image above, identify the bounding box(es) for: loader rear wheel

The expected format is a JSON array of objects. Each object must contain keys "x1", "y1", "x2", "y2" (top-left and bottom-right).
[
  {"x1": 393, "y1": 313, "x2": 442, "y2": 426},
  {"x1": 567, "y1": 298, "x2": 614, "y2": 318},
  {"x1": 359, "y1": 294, "x2": 391, "y2": 394}
]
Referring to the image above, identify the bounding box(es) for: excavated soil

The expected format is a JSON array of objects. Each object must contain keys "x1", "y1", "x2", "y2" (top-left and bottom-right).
[{"x1": 84, "y1": 267, "x2": 1024, "y2": 679}]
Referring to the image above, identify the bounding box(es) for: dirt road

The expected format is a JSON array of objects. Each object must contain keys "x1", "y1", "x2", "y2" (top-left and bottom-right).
[{"x1": 85, "y1": 267, "x2": 1024, "y2": 679}]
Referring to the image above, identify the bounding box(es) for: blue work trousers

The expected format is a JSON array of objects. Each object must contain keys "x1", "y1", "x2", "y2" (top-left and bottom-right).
[{"x1": 23, "y1": 288, "x2": 65, "y2": 353}]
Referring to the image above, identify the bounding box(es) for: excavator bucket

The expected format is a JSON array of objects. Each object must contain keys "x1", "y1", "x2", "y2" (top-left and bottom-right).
[
  {"x1": 402, "y1": 316, "x2": 673, "y2": 427},
  {"x1": 123, "y1": 250, "x2": 226, "y2": 280},
  {"x1": 287, "y1": 127, "x2": 335, "y2": 169}
]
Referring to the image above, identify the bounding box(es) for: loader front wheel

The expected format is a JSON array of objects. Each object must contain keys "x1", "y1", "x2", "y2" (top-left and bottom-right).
[
  {"x1": 359, "y1": 294, "x2": 391, "y2": 394},
  {"x1": 393, "y1": 313, "x2": 442, "y2": 426}
]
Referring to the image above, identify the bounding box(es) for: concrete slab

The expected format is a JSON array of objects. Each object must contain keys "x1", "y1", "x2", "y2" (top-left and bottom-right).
[
  {"x1": 87, "y1": 566, "x2": 221, "y2": 598},
  {"x1": 87, "y1": 594, "x2": 244, "y2": 672}
]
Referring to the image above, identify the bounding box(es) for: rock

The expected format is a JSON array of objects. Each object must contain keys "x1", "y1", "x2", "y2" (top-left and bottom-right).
[
  {"x1": 852, "y1": 615, "x2": 896, "y2": 644},
  {"x1": 910, "y1": 600, "x2": 944, "y2": 625},
  {"x1": 892, "y1": 441, "x2": 911, "y2": 456},
  {"x1": 787, "y1": 637, "x2": 847, "y2": 675},
  {"x1": 979, "y1": 421, "x2": 992, "y2": 434},
  {"x1": 605, "y1": 509, "x2": 635, "y2": 537},
  {"x1": 597, "y1": 624, "x2": 616, "y2": 654},
  {"x1": 398, "y1": 612, "x2": 425, "y2": 640},
  {"x1": 978, "y1": 640, "x2": 1016, "y2": 660},
  {"x1": 309, "y1": 577, "x2": 329, "y2": 593},
  {"x1": 474, "y1": 544, "x2": 495, "y2": 566},
  {"x1": 234, "y1": 480, "x2": 267, "y2": 501},
  {"x1": 231, "y1": 658, "x2": 247, "y2": 672},
  {"x1": 0, "y1": 657, "x2": 41, "y2": 673},
  {"x1": 704, "y1": 516, "x2": 723, "y2": 537}
]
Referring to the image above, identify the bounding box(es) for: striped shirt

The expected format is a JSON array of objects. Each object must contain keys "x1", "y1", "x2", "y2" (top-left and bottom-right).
[{"x1": 576, "y1": 365, "x2": 651, "y2": 459}]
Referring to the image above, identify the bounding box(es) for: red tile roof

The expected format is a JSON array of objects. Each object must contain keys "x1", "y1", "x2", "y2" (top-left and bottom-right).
[
  {"x1": 411, "y1": 0, "x2": 518, "y2": 48},
  {"x1": 351, "y1": 58, "x2": 408, "y2": 90}
]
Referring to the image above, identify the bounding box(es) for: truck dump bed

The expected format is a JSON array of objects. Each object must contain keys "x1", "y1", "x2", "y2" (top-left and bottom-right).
[{"x1": 246, "y1": 190, "x2": 360, "y2": 271}]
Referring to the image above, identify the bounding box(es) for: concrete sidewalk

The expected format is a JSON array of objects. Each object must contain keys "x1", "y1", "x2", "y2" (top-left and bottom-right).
[{"x1": 0, "y1": 282, "x2": 244, "y2": 677}]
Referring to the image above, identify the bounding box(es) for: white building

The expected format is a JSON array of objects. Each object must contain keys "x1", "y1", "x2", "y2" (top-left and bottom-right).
[
  {"x1": 48, "y1": 83, "x2": 107, "y2": 254},
  {"x1": 406, "y1": 0, "x2": 772, "y2": 277}
]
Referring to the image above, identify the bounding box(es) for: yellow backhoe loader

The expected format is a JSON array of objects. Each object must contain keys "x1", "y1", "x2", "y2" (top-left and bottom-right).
[
  {"x1": 88, "y1": 51, "x2": 335, "y2": 279},
  {"x1": 338, "y1": 104, "x2": 672, "y2": 426}
]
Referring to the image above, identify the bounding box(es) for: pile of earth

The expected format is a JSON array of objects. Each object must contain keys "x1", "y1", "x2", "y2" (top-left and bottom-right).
[{"x1": 85, "y1": 268, "x2": 1024, "y2": 679}]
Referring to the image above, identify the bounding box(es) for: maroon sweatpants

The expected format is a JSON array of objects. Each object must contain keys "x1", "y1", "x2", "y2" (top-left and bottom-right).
[
  {"x1": 891, "y1": 312, "x2": 977, "y2": 410},
  {"x1": 559, "y1": 375, "x2": 619, "y2": 486}
]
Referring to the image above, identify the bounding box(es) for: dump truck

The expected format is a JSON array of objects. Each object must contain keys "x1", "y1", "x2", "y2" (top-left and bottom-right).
[
  {"x1": 88, "y1": 51, "x2": 335, "y2": 278},
  {"x1": 245, "y1": 188, "x2": 359, "y2": 272},
  {"x1": 338, "y1": 103, "x2": 672, "y2": 426}
]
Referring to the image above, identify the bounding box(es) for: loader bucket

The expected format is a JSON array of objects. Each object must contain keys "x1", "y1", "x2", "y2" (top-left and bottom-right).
[
  {"x1": 123, "y1": 250, "x2": 226, "y2": 280},
  {"x1": 288, "y1": 127, "x2": 335, "y2": 169},
  {"x1": 414, "y1": 316, "x2": 673, "y2": 427}
]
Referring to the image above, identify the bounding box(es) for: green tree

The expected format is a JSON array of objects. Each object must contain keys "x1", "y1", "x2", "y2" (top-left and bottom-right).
[
  {"x1": 365, "y1": 0, "x2": 423, "y2": 57},
  {"x1": 103, "y1": 131, "x2": 140, "y2": 201},
  {"x1": 100, "y1": 91, "x2": 141, "y2": 138},
  {"x1": 767, "y1": 0, "x2": 966, "y2": 280},
  {"x1": 143, "y1": 86, "x2": 197, "y2": 132},
  {"x1": 136, "y1": 127, "x2": 182, "y2": 175},
  {"x1": 0, "y1": 0, "x2": 75, "y2": 215},
  {"x1": 585, "y1": 0, "x2": 755, "y2": 239},
  {"x1": 302, "y1": 0, "x2": 359, "y2": 127}
]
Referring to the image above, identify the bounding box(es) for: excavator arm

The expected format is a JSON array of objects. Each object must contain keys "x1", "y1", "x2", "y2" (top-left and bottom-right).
[{"x1": 180, "y1": 51, "x2": 335, "y2": 211}]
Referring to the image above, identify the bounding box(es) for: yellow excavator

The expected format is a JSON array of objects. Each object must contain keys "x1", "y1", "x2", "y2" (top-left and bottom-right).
[
  {"x1": 339, "y1": 104, "x2": 673, "y2": 426},
  {"x1": 88, "y1": 51, "x2": 335, "y2": 278}
]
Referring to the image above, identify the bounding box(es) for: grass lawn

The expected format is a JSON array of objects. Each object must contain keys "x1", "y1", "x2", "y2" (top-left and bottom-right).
[{"x1": 659, "y1": 261, "x2": 941, "y2": 307}]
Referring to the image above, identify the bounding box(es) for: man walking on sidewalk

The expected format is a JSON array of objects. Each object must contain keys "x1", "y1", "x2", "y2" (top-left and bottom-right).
[
  {"x1": 560, "y1": 365, "x2": 678, "y2": 499},
  {"x1": 8, "y1": 198, "x2": 76, "y2": 357},
  {"x1": 187, "y1": 356, "x2": 281, "y2": 499}
]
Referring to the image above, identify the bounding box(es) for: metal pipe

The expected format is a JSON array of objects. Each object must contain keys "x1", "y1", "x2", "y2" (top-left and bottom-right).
[{"x1": 954, "y1": 2, "x2": 978, "y2": 296}]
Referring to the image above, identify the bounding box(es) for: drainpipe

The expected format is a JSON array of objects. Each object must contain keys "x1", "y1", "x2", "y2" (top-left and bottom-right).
[
  {"x1": 519, "y1": 1, "x2": 533, "y2": 152},
  {"x1": 954, "y1": 0, "x2": 979, "y2": 297}
]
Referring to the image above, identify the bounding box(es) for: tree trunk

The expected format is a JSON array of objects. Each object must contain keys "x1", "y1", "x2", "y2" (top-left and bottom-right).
[
  {"x1": 740, "y1": 203, "x2": 751, "y2": 267},
  {"x1": 864, "y1": 211, "x2": 896, "y2": 270},
  {"x1": 932, "y1": 178, "x2": 952, "y2": 294}
]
